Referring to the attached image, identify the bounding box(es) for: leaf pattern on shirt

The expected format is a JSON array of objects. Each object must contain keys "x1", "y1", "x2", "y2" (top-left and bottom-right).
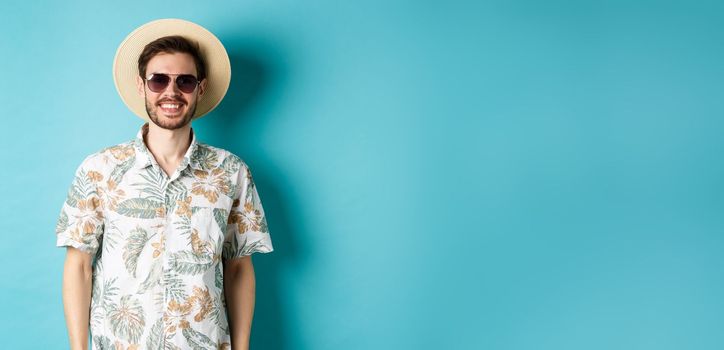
[
  {"x1": 99, "y1": 178, "x2": 127, "y2": 211},
  {"x1": 190, "y1": 228, "x2": 212, "y2": 256},
  {"x1": 91, "y1": 335, "x2": 114, "y2": 350},
  {"x1": 164, "y1": 268, "x2": 188, "y2": 304},
  {"x1": 191, "y1": 167, "x2": 231, "y2": 203},
  {"x1": 182, "y1": 326, "x2": 217, "y2": 349},
  {"x1": 228, "y1": 199, "x2": 266, "y2": 234},
  {"x1": 91, "y1": 276, "x2": 119, "y2": 332},
  {"x1": 108, "y1": 143, "x2": 135, "y2": 161},
  {"x1": 138, "y1": 258, "x2": 163, "y2": 294},
  {"x1": 108, "y1": 295, "x2": 146, "y2": 344},
  {"x1": 193, "y1": 145, "x2": 219, "y2": 170},
  {"x1": 170, "y1": 250, "x2": 215, "y2": 275},
  {"x1": 116, "y1": 198, "x2": 165, "y2": 219},
  {"x1": 109, "y1": 156, "x2": 136, "y2": 186},
  {"x1": 212, "y1": 208, "x2": 229, "y2": 233},
  {"x1": 145, "y1": 318, "x2": 164, "y2": 350},
  {"x1": 123, "y1": 226, "x2": 150, "y2": 277},
  {"x1": 164, "y1": 298, "x2": 191, "y2": 334},
  {"x1": 175, "y1": 196, "x2": 193, "y2": 219},
  {"x1": 135, "y1": 168, "x2": 167, "y2": 202}
]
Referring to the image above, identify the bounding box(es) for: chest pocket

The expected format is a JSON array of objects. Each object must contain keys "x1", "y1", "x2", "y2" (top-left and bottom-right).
[{"x1": 190, "y1": 206, "x2": 226, "y2": 257}]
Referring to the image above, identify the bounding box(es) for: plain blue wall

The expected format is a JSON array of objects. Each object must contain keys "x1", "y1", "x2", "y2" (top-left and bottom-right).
[{"x1": 1, "y1": 0, "x2": 723, "y2": 349}]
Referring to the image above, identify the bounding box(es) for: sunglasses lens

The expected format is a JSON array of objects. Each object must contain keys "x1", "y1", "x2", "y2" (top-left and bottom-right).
[
  {"x1": 177, "y1": 75, "x2": 199, "y2": 93},
  {"x1": 147, "y1": 74, "x2": 170, "y2": 92}
]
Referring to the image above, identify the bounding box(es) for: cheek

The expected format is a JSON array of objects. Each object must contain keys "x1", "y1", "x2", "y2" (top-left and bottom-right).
[{"x1": 185, "y1": 96, "x2": 198, "y2": 107}]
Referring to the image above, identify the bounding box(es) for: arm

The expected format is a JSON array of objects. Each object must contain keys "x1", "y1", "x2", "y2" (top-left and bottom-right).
[
  {"x1": 62, "y1": 246, "x2": 94, "y2": 350},
  {"x1": 223, "y1": 256, "x2": 256, "y2": 350}
]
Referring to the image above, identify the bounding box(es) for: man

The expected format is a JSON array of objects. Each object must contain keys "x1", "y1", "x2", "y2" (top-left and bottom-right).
[{"x1": 55, "y1": 19, "x2": 274, "y2": 350}]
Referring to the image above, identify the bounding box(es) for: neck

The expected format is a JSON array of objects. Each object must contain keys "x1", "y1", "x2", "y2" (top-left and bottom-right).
[{"x1": 142, "y1": 122, "x2": 192, "y2": 165}]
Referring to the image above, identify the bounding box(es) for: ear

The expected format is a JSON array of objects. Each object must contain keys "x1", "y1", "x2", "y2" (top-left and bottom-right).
[
  {"x1": 135, "y1": 76, "x2": 144, "y2": 97},
  {"x1": 198, "y1": 78, "x2": 208, "y2": 97}
]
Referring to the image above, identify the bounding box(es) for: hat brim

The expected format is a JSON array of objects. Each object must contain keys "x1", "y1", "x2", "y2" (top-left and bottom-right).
[{"x1": 113, "y1": 18, "x2": 231, "y2": 122}]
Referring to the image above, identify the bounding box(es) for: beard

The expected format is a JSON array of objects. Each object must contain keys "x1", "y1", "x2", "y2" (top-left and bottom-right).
[{"x1": 144, "y1": 92, "x2": 198, "y2": 130}]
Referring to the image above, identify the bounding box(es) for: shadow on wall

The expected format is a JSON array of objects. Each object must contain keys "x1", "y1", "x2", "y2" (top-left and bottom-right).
[{"x1": 205, "y1": 41, "x2": 303, "y2": 350}]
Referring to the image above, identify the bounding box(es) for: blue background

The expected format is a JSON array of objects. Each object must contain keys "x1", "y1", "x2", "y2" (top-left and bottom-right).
[{"x1": 1, "y1": 0, "x2": 723, "y2": 349}]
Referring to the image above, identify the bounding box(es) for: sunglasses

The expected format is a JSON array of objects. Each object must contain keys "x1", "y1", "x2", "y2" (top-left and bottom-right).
[{"x1": 144, "y1": 73, "x2": 201, "y2": 94}]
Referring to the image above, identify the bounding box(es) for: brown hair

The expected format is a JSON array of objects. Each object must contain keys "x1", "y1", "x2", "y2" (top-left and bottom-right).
[{"x1": 137, "y1": 35, "x2": 207, "y2": 81}]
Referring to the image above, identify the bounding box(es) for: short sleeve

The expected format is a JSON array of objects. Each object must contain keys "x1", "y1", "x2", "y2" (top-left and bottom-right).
[
  {"x1": 55, "y1": 156, "x2": 105, "y2": 256},
  {"x1": 222, "y1": 163, "x2": 274, "y2": 260}
]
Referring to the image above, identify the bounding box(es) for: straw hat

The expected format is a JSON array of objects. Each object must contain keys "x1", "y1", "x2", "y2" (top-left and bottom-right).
[{"x1": 113, "y1": 18, "x2": 231, "y2": 121}]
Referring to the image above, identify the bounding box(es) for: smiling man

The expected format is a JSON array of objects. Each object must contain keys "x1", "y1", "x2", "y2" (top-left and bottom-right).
[{"x1": 55, "y1": 19, "x2": 274, "y2": 350}]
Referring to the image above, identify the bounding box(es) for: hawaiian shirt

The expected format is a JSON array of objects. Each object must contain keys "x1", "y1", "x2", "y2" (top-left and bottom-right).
[{"x1": 55, "y1": 122, "x2": 274, "y2": 349}]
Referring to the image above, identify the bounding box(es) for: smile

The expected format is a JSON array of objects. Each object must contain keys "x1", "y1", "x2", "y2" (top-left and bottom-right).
[{"x1": 159, "y1": 103, "x2": 183, "y2": 115}]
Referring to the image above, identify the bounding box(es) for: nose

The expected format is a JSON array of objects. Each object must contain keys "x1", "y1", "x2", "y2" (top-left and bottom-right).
[{"x1": 163, "y1": 77, "x2": 182, "y2": 94}]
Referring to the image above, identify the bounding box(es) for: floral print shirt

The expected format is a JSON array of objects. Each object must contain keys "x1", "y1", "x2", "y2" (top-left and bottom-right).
[{"x1": 55, "y1": 122, "x2": 274, "y2": 349}]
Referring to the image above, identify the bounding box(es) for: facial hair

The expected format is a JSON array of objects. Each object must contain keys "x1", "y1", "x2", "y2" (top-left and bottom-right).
[{"x1": 143, "y1": 91, "x2": 198, "y2": 130}]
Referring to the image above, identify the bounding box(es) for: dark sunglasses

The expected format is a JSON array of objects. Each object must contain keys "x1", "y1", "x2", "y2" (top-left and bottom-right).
[{"x1": 144, "y1": 73, "x2": 201, "y2": 94}]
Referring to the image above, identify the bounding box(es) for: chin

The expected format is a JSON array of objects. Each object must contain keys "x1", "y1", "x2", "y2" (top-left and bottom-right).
[{"x1": 150, "y1": 110, "x2": 192, "y2": 130}]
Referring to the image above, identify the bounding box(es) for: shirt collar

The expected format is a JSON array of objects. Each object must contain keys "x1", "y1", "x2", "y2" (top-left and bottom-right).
[{"x1": 132, "y1": 122, "x2": 203, "y2": 171}]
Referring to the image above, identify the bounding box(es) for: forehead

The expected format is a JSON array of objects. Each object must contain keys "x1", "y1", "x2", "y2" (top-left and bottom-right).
[{"x1": 145, "y1": 52, "x2": 197, "y2": 75}]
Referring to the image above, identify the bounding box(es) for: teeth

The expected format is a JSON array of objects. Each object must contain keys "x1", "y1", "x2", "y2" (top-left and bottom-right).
[{"x1": 161, "y1": 104, "x2": 180, "y2": 109}]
